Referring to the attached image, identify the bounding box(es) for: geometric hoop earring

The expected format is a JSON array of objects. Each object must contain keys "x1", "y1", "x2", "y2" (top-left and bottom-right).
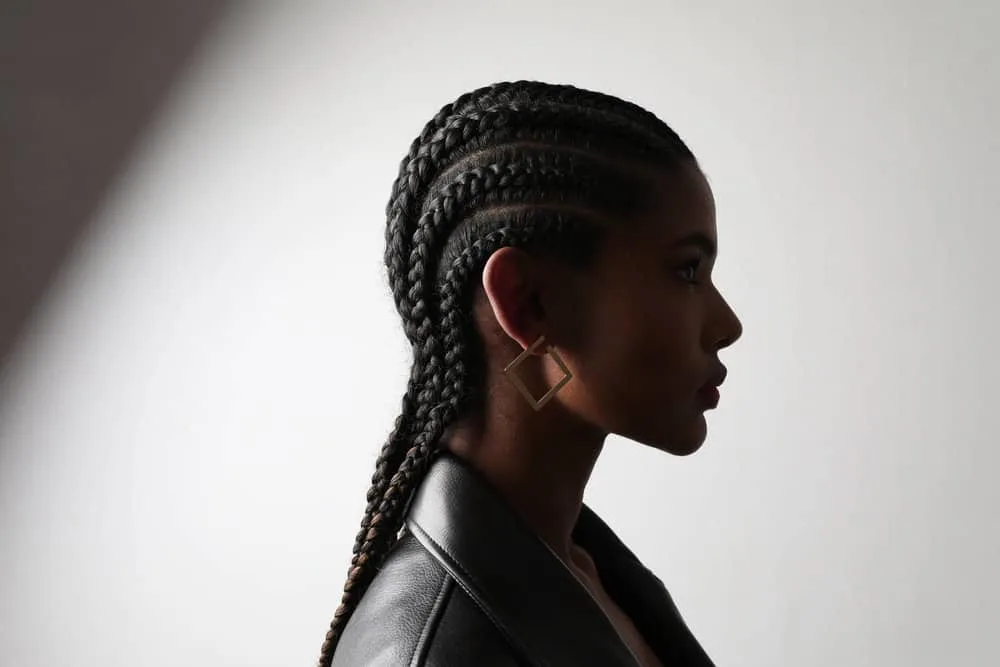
[{"x1": 502, "y1": 334, "x2": 574, "y2": 411}]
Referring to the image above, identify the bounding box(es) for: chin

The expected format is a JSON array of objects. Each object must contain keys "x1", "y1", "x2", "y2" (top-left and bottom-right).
[
  {"x1": 667, "y1": 439, "x2": 705, "y2": 456},
  {"x1": 652, "y1": 414, "x2": 708, "y2": 456}
]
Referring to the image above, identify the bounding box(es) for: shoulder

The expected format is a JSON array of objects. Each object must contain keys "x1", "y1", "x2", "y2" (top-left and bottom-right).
[{"x1": 331, "y1": 532, "x2": 526, "y2": 667}]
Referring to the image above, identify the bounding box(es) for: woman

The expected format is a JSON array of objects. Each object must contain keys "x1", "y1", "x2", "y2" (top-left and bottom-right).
[{"x1": 318, "y1": 80, "x2": 743, "y2": 667}]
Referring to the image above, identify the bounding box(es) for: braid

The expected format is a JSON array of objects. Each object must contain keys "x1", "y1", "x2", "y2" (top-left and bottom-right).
[
  {"x1": 386, "y1": 97, "x2": 687, "y2": 336},
  {"x1": 319, "y1": 81, "x2": 695, "y2": 666}
]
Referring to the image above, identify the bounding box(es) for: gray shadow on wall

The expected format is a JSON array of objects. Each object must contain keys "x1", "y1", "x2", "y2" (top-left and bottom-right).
[{"x1": 0, "y1": 0, "x2": 233, "y2": 370}]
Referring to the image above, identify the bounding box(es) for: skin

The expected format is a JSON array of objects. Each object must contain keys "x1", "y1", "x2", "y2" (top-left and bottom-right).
[
  {"x1": 444, "y1": 167, "x2": 742, "y2": 562},
  {"x1": 442, "y1": 163, "x2": 742, "y2": 664}
]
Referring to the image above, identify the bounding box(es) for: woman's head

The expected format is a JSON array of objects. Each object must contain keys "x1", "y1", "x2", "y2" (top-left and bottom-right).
[
  {"x1": 481, "y1": 163, "x2": 742, "y2": 457},
  {"x1": 318, "y1": 80, "x2": 741, "y2": 665}
]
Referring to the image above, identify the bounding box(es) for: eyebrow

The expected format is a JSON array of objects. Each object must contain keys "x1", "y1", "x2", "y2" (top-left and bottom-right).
[{"x1": 671, "y1": 231, "x2": 717, "y2": 258}]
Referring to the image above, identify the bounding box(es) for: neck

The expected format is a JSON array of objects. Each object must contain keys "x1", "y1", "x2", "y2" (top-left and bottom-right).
[{"x1": 444, "y1": 403, "x2": 606, "y2": 563}]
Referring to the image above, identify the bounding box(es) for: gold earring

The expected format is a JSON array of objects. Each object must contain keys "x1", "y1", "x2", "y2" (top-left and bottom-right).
[{"x1": 502, "y1": 334, "x2": 573, "y2": 411}]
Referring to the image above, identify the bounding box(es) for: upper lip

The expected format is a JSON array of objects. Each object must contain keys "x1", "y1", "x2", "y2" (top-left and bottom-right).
[{"x1": 702, "y1": 365, "x2": 727, "y2": 389}]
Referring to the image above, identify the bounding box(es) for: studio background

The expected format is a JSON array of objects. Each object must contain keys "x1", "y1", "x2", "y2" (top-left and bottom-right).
[{"x1": 1, "y1": 2, "x2": 997, "y2": 665}]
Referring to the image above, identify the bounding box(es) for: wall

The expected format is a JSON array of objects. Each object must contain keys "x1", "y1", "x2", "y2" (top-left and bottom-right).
[{"x1": 1, "y1": 2, "x2": 997, "y2": 665}]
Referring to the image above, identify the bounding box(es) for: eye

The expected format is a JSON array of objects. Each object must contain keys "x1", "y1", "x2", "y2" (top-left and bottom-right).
[{"x1": 676, "y1": 258, "x2": 703, "y2": 284}]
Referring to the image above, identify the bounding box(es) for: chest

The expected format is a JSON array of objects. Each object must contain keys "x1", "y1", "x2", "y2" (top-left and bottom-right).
[
  {"x1": 600, "y1": 593, "x2": 665, "y2": 667},
  {"x1": 575, "y1": 569, "x2": 665, "y2": 667}
]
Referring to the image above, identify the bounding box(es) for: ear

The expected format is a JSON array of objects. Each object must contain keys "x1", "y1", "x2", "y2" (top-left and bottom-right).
[{"x1": 481, "y1": 247, "x2": 546, "y2": 354}]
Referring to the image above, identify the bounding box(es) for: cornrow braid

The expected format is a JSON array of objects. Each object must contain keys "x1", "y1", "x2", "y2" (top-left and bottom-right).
[
  {"x1": 319, "y1": 81, "x2": 696, "y2": 667},
  {"x1": 386, "y1": 97, "x2": 691, "y2": 333}
]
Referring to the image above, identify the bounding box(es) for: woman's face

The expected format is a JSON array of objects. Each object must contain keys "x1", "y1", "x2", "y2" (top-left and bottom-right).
[{"x1": 551, "y1": 165, "x2": 743, "y2": 455}]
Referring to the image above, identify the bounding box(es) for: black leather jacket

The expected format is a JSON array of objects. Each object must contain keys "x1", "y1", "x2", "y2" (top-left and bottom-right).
[{"x1": 331, "y1": 452, "x2": 716, "y2": 666}]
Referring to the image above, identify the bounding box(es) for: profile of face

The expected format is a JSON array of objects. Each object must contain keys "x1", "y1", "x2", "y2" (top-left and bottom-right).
[{"x1": 483, "y1": 164, "x2": 743, "y2": 456}]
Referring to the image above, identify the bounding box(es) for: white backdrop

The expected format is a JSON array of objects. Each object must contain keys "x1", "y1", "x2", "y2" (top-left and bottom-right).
[{"x1": 2, "y1": 2, "x2": 998, "y2": 665}]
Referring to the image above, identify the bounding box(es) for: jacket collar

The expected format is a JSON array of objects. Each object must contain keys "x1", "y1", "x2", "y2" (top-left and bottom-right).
[{"x1": 405, "y1": 451, "x2": 715, "y2": 667}]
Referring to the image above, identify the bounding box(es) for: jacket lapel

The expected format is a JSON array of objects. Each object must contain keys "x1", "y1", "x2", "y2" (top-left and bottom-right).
[
  {"x1": 406, "y1": 452, "x2": 641, "y2": 667},
  {"x1": 573, "y1": 506, "x2": 717, "y2": 666}
]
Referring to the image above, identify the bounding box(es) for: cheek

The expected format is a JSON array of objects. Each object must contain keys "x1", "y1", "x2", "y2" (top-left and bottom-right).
[
  {"x1": 626, "y1": 322, "x2": 692, "y2": 401},
  {"x1": 619, "y1": 296, "x2": 698, "y2": 374},
  {"x1": 574, "y1": 304, "x2": 690, "y2": 405},
  {"x1": 557, "y1": 272, "x2": 703, "y2": 416}
]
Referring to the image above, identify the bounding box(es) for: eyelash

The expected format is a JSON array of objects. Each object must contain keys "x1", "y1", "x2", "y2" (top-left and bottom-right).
[{"x1": 677, "y1": 258, "x2": 703, "y2": 284}]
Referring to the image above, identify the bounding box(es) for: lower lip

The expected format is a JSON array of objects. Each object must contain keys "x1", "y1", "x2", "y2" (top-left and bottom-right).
[{"x1": 698, "y1": 386, "x2": 720, "y2": 409}]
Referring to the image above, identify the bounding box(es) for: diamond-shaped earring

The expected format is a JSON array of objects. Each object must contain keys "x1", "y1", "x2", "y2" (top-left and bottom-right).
[{"x1": 503, "y1": 334, "x2": 573, "y2": 411}]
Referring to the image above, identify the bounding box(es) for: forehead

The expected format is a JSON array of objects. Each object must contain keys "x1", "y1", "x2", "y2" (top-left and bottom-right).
[
  {"x1": 591, "y1": 165, "x2": 718, "y2": 270},
  {"x1": 638, "y1": 165, "x2": 717, "y2": 241}
]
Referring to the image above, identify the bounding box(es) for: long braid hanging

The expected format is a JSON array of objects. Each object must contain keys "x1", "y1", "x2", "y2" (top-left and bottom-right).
[
  {"x1": 318, "y1": 81, "x2": 694, "y2": 667},
  {"x1": 342, "y1": 88, "x2": 500, "y2": 570}
]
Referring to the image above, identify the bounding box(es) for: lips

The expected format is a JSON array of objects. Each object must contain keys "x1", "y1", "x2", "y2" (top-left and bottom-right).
[
  {"x1": 697, "y1": 385, "x2": 720, "y2": 408},
  {"x1": 702, "y1": 365, "x2": 727, "y2": 390},
  {"x1": 698, "y1": 365, "x2": 727, "y2": 409}
]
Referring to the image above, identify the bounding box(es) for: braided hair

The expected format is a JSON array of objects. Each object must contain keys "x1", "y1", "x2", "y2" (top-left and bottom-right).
[{"x1": 318, "y1": 80, "x2": 697, "y2": 665}]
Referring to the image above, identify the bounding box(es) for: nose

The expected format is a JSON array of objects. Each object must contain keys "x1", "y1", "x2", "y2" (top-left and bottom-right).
[{"x1": 708, "y1": 286, "x2": 743, "y2": 351}]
